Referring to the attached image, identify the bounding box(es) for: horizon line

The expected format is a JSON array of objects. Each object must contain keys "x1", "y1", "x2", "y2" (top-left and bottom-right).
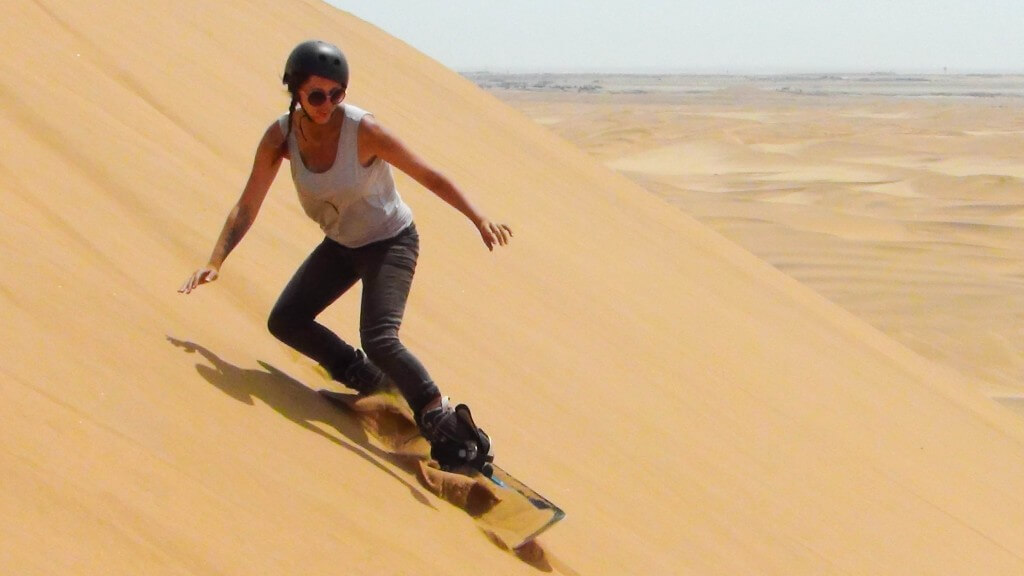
[{"x1": 456, "y1": 67, "x2": 1024, "y2": 76}]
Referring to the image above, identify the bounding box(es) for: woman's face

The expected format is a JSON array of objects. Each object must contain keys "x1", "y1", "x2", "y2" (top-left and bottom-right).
[{"x1": 299, "y1": 75, "x2": 345, "y2": 124}]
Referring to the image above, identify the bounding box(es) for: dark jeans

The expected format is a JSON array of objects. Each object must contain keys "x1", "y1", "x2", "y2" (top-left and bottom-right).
[{"x1": 267, "y1": 223, "x2": 439, "y2": 415}]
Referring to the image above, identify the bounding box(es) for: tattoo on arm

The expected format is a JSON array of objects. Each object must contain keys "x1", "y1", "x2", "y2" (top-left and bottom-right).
[
  {"x1": 223, "y1": 206, "x2": 253, "y2": 256},
  {"x1": 211, "y1": 205, "x2": 255, "y2": 268}
]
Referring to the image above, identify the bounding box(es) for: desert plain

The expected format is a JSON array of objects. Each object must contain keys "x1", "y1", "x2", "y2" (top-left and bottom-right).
[{"x1": 480, "y1": 73, "x2": 1024, "y2": 403}]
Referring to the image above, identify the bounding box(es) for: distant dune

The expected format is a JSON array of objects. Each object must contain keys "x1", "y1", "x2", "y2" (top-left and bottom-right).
[
  {"x1": 3, "y1": 2, "x2": 1024, "y2": 575},
  {"x1": 492, "y1": 83, "x2": 1024, "y2": 399}
]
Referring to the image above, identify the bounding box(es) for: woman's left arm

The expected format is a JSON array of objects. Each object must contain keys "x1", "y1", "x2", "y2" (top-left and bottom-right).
[{"x1": 358, "y1": 115, "x2": 512, "y2": 251}]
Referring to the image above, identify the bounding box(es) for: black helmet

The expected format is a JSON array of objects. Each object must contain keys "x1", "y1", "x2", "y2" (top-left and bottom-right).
[{"x1": 282, "y1": 40, "x2": 349, "y2": 88}]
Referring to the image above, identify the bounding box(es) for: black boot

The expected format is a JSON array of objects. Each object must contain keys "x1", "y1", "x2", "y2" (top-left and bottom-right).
[
  {"x1": 339, "y1": 350, "x2": 386, "y2": 395},
  {"x1": 417, "y1": 397, "x2": 494, "y2": 476}
]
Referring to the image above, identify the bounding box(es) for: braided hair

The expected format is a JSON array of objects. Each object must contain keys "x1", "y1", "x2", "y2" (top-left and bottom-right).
[{"x1": 280, "y1": 75, "x2": 307, "y2": 154}]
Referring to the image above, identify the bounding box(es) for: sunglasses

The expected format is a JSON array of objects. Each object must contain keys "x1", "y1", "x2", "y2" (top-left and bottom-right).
[{"x1": 304, "y1": 87, "x2": 344, "y2": 107}]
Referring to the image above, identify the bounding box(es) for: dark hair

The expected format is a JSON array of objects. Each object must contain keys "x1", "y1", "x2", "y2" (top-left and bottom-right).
[{"x1": 280, "y1": 73, "x2": 309, "y2": 153}]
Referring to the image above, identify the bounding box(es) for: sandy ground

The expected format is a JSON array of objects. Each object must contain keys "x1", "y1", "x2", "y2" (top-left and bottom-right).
[
  {"x1": 491, "y1": 82, "x2": 1024, "y2": 400},
  {"x1": 3, "y1": 2, "x2": 1024, "y2": 575}
]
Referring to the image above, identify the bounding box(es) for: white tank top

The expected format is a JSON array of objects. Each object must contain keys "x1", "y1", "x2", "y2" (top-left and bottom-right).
[{"x1": 278, "y1": 104, "x2": 413, "y2": 248}]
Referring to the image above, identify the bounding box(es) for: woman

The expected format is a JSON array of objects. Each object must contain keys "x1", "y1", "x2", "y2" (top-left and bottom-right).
[{"x1": 179, "y1": 40, "x2": 511, "y2": 472}]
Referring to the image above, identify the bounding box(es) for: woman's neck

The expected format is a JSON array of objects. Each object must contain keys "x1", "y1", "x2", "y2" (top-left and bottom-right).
[{"x1": 298, "y1": 106, "x2": 342, "y2": 143}]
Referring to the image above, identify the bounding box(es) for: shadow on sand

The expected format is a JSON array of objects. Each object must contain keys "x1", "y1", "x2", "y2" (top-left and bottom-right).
[
  {"x1": 167, "y1": 336, "x2": 566, "y2": 573},
  {"x1": 166, "y1": 336, "x2": 432, "y2": 508}
]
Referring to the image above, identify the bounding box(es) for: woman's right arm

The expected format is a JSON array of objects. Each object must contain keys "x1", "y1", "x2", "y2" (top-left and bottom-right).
[{"x1": 179, "y1": 121, "x2": 286, "y2": 294}]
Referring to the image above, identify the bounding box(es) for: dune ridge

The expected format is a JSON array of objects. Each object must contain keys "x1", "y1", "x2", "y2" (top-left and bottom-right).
[{"x1": 2, "y1": 2, "x2": 1024, "y2": 574}]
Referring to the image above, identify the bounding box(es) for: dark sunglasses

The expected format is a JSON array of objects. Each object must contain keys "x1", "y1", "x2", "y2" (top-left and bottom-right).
[{"x1": 305, "y1": 87, "x2": 344, "y2": 107}]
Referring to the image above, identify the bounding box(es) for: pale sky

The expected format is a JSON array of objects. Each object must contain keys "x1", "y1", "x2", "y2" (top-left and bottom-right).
[{"x1": 328, "y1": 1, "x2": 1024, "y2": 73}]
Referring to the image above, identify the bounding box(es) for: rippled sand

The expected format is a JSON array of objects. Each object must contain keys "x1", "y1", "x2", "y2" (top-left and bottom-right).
[{"x1": 490, "y1": 81, "x2": 1024, "y2": 397}]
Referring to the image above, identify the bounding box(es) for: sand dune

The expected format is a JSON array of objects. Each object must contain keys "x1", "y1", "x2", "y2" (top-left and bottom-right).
[
  {"x1": 3, "y1": 2, "x2": 1024, "y2": 575},
  {"x1": 500, "y1": 90, "x2": 1024, "y2": 398}
]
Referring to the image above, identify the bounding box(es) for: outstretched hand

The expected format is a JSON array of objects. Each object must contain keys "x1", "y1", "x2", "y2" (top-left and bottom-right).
[
  {"x1": 178, "y1": 266, "x2": 219, "y2": 294},
  {"x1": 477, "y1": 220, "x2": 513, "y2": 251}
]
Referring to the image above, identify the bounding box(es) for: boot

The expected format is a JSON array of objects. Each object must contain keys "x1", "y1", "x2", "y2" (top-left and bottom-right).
[
  {"x1": 339, "y1": 350, "x2": 386, "y2": 395},
  {"x1": 417, "y1": 397, "x2": 494, "y2": 476}
]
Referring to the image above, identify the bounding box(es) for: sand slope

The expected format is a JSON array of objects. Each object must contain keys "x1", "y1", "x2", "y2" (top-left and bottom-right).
[{"x1": 2, "y1": 2, "x2": 1024, "y2": 574}]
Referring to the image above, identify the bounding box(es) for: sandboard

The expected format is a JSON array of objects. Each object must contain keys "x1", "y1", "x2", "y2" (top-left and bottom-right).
[{"x1": 319, "y1": 388, "x2": 565, "y2": 549}]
